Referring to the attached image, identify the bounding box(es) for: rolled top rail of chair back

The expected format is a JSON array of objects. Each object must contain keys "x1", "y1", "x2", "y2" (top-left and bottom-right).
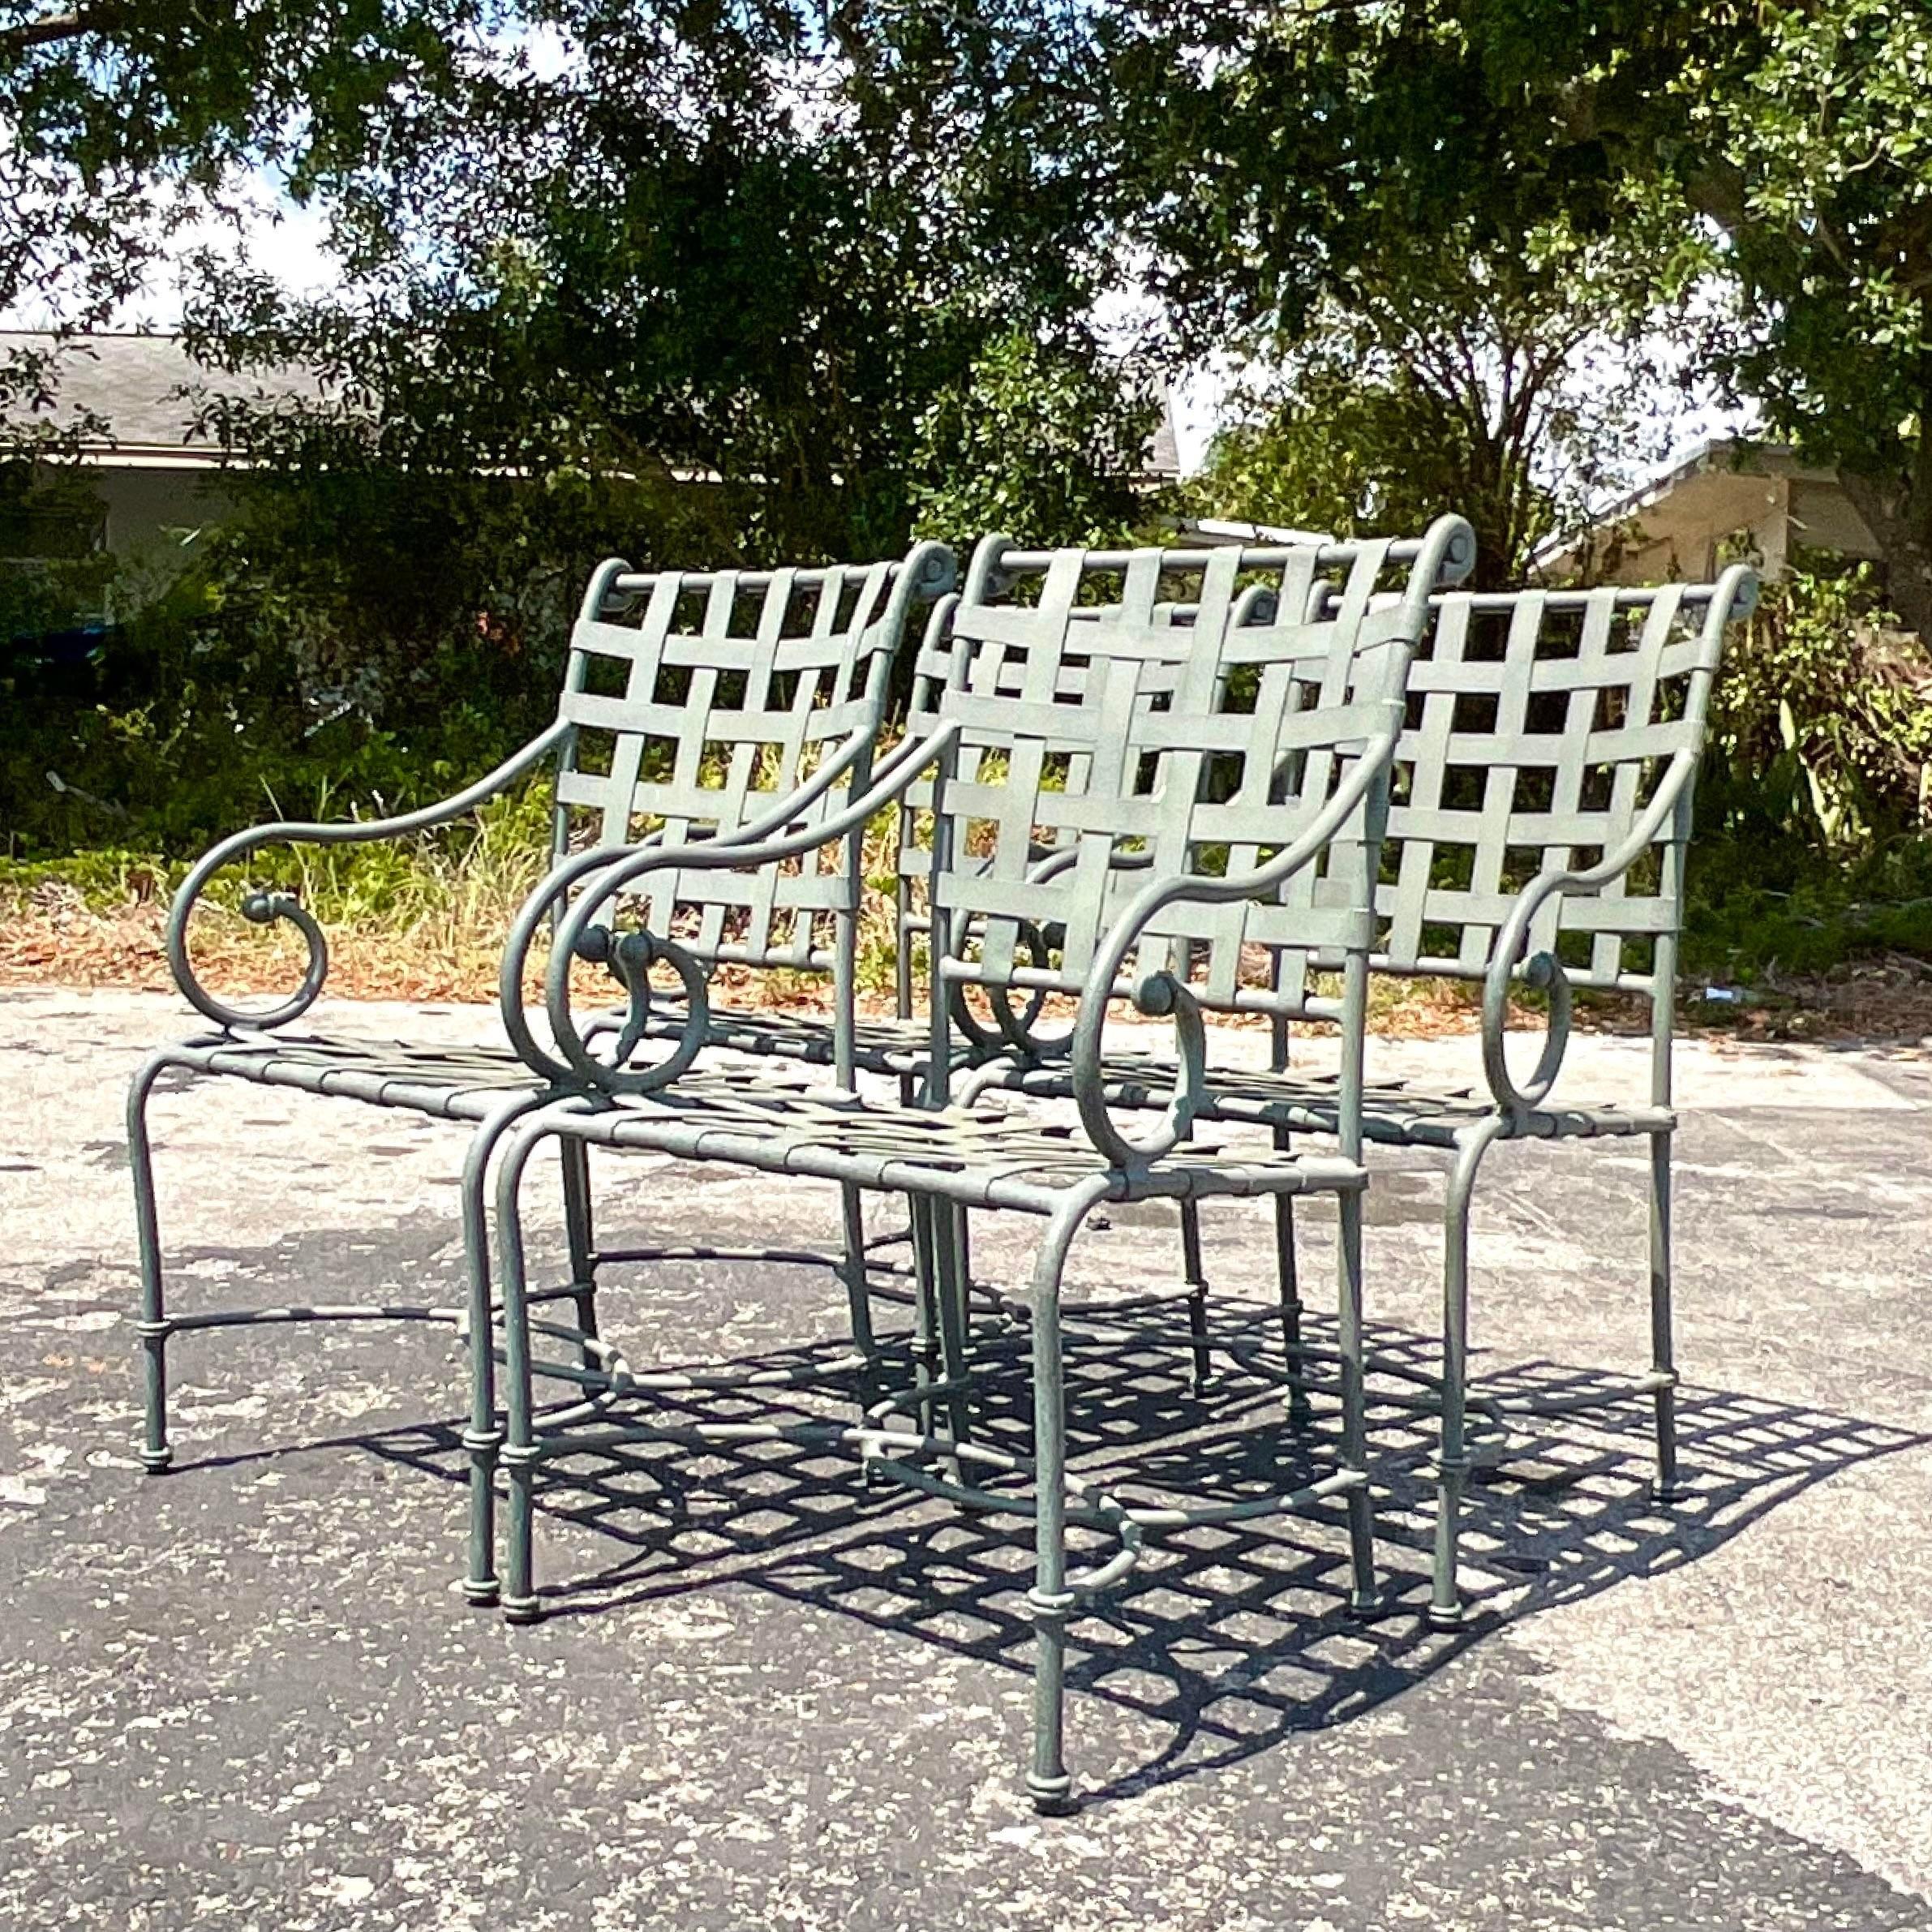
[
  {"x1": 915, "y1": 520, "x2": 1471, "y2": 1018},
  {"x1": 553, "y1": 542, "x2": 952, "y2": 972},
  {"x1": 1366, "y1": 569, "x2": 1756, "y2": 994}
]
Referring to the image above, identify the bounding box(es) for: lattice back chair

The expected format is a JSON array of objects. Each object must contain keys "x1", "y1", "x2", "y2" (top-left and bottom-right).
[
  {"x1": 924, "y1": 564, "x2": 1760, "y2": 1629},
  {"x1": 134, "y1": 540, "x2": 951, "y2": 1618},
  {"x1": 894, "y1": 530, "x2": 1476, "y2": 1075},
  {"x1": 504, "y1": 543, "x2": 955, "y2": 1088},
  {"x1": 480, "y1": 521, "x2": 1472, "y2": 1812},
  {"x1": 916, "y1": 522, "x2": 1475, "y2": 1132},
  {"x1": 1303, "y1": 569, "x2": 1762, "y2": 1627}
]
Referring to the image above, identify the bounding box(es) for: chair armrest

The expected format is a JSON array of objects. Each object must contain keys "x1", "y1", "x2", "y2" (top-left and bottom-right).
[
  {"x1": 1479, "y1": 746, "x2": 1700, "y2": 1113},
  {"x1": 1066, "y1": 710, "x2": 1404, "y2": 1170},
  {"x1": 165, "y1": 723, "x2": 571, "y2": 1032},
  {"x1": 504, "y1": 721, "x2": 963, "y2": 1091}
]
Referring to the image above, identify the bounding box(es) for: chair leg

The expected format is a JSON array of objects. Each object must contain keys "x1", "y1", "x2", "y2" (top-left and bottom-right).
[
  {"x1": 560, "y1": 1135, "x2": 599, "y2": 1368},
  {"x1": 908, "y1": 1197, "x2": 942, "y2": 1435},
  {"x1": 458, "y1": 1099, "x2": 544, "y2": 1609},
  {"x1": 932, "y1": 1200, "x2": 974, "y2": 1445},
  {"x1": 1649, "y1": 1127, "x2": 1685, "y2": 1503},
  {"x1": 838, "y1": 1182, "x2": 879, "y2": 1412},
  {"x1": 1179, "y1": 1199, "x2": 1210, "y2": 1395},
  {"x1": 1024, "y1": 1184, "x2": 1102, "y2": 1816},
  {"x1": 494, "y1": 1121, "x2": 548, "y2": 1625},
  {"x1": 1336, "y1": 1187, "x2": 1376, "y2": 1616},
  {"x1": 1273, "y1": 1124, "x2": 1310, "y2": 1427},
  {"x1": 127, "y1": 1053, "x2": 175, "y2": 1475},
  {"x1": 1430, "y1": 1123, "x2": 1500, "y2": 1630}
]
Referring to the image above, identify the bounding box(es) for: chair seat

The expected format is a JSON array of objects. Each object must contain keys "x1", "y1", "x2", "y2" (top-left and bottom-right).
[
  {"x1": 549, "y1": 1072, "x2": 1367, "y2": 1213},
  {"x1": 638, "y1": 1004, "x2": 938, "y2": 1075},
  {"x1": 157, "y1": 1003, "x2": 942, "y2": 1126},
  {"x1": 157, "y1": 1029, "x2": 556, "y2": 1120},
  {"x1": 165, "y1": 1016, "x2": 1668, "y2": 1153},
  {"x1": 974, "y1": 1053, "x2": 1675, "y2": 1149}
]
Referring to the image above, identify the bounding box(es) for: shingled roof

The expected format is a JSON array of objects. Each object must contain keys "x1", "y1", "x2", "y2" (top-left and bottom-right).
[{"x1": 0, "y1": 331, "x2": 333, "y2": 467}]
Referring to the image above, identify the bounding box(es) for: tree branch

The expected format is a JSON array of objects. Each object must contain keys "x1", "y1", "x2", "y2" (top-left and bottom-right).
[{"x1": 0, "y1": 10, "x2": 88, "y2": 50}]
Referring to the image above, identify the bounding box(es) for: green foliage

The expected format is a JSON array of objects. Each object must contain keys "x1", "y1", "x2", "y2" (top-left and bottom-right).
[
  {"x1": 0, "y1": 0, "x2": 481, "y2": 325},
  {"x1": 909, "y1": 327, "x2": 1157, "y2": 549},
  {"x1": 1681, "y1": 557, "x2": 1932, "y2": 980},
  {"x1": 0, "y1": 455, "x2": 724, "y2": 859},
  {"x1": 1684, "y1": 840, "x2": 1932, "y2": 983},
  {"x1": 1187, "y1": 213, "x2": 1687, "y2": 585},
  {"x1": 1115, "y1": 0, "x2": 1932, "y2": 630},
  {"x1": 1702, "y1": 556, "x2": 1932, "y2": 856}
]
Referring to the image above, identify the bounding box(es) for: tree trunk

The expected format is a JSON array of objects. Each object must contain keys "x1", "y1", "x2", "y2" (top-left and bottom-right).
[{"x1": 1835, "y1": 465, "x2": 1932, "y2": 644}]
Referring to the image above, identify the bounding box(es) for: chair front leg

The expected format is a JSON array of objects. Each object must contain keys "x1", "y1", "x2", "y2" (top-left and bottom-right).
[
  {"x1": 127, "y1": 1050, "x2": 179, "y2": 1475},
  {"x1": 1179, "y1": 1199, "x2": 1210, "y2": 1395},
  {"x1": 1024, "y1": 1178, "x2": 1110, "y2": 1816},
  {"x1": 837, "y1": 1182, "x2": 880, "y2": 1416},
  {"x1": 493, "y1": 1118, "x2": 552, "y2": 1625},
  {"x1": 1649, "y1": 1124, "x2": 1685, "y2": 1504},
  {"x1": 1430, "y1": 1118, "x2": 1504, "y2": 1630},
  {"x1": 1272, "y1": 1123, "x2": 1310, "y2": 1427},
  {"x1": 1336, "y1": 1183, "x2": 1376, "y2": 1616},
  {"x1": 560, "y1": 1134, "x2": 599, "y2": 1365},
  {"x1": 458, "y1": 1093, "x2": 558, "y2": 1608}
]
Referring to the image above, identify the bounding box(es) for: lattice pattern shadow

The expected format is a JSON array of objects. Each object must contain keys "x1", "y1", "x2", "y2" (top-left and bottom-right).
[{"x1": 346, "y1": 1309, "x2": 1921, "y2": 1804}]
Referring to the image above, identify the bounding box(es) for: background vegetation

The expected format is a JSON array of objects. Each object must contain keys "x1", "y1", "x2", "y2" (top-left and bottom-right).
[{"x1": 6, "y1": 0, "x2": 1932, "y2": 1007}]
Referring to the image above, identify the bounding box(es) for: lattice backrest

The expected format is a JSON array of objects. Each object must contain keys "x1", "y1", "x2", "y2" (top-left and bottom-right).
[
  {"x1": 1376, "y1": 575, "x2": 1752, "y2": 990},
  {"x1": 552, "y1": 543, "x2": 950, "y2": 972},
  {"x1": 918, "y1": 530, "x2": 1461, "y2": 1017}
]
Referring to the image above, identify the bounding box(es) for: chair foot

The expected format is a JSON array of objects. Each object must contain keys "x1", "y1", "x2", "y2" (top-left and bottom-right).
[
  {"x1": 502, "y1": 1595, "x2": 543, "y2": 1626},
  {"x1": 1424, "y1": 1602, "x2": 1467, "y2": 1634},
  {"x1": 140, "y1": 1445, "x2": 174, "y2": 1475},
  {"x1": 1344, "y1": 1586, "x2": 1384, "y2": 1623},
  {"x1": 1651, "y1": 1477, "x2": 1691, "y2": 1507},
  {"x1": 462, "y1": 1578, "x2": 500, "y2": 1608},
  {"x1": 1026, "y1": 1773, "x2": 1077, "y2": 1817}
]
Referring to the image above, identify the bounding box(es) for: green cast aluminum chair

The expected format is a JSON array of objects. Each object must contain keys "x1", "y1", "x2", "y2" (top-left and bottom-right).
[
  {"x1": 127, "y1": 541, "x2": 953, "y2": 1605},
  {"x1": 954, "y1": 565, "x2": 1761, "y2": 1625},
  {"x1": 483, "y1": 516, "x2": 1474, "y2": 1810}
]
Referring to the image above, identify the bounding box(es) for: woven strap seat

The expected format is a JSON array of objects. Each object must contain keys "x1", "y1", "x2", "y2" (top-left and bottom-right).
[
  {"x1": 155, "y1": 1030, "x2": 556, "y2": 1121},
  {"x1": 972, "y1": 1052, "x2": 1674, "y2": 1149},
  {"x1": 553, "y1": 1073, "x2": 1367, "y2": 1213},
  {"x1": 633, "y1": 1003, "x2": 938, "y2": 1075},
  {"x1": 157, "y1": 1001, "x2": 951, "y2": 1123}
]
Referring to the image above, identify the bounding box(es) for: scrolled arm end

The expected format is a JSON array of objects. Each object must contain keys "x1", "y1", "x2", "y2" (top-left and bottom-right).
[
  {"x1": 167, "y1": 727, "x2": 568, "y2": 1036},
  {"x1": 596, "y1": 926, "x2": 713, "y2": 1088},
  {"x1": 529, "y1": 868, "x2": 716, "y2": 1096},
  {"x1": 1071, "y1": 960, "x2": 1209, "y2": 1172},
  {"x1": 165, "y1": 856, "x2": 332, "y2": 1033},
  {"x1": 1481, "y1": 913, "x2": 1574, "y2": 1114}
]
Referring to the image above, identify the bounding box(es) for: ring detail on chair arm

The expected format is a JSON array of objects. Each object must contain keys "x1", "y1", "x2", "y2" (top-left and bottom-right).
[
  {"x1": 496, "y1": 720, "x2": 900, "y2": 1085},
  {"x1": 1479, "y1": 745, "x2": 1702, "y2": 1115},
  {"x1": 1070, "y1": 944, "x2": 1209, "y2": 1171},
  {"x1": 1479, "y1": 932, "x2": 1574, "y2": 1114},
  {"x1": 164, "y1": 724, "x2": 569, "y2": 1033}
]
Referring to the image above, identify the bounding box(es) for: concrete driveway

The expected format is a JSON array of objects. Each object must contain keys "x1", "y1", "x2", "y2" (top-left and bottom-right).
[{"x1": 2, "y1": 986, "x2": 1930, "y2": 1930}]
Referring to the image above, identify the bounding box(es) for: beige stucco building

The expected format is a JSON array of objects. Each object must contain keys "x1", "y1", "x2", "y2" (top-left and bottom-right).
[{"x1": 1541, "y1": 438, "x2": 1883, "y2": 586}]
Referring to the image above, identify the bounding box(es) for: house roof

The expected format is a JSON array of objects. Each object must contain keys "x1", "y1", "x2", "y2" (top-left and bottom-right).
[
  {"x1": 3, "y1": 329, "x2": 1186, "y2": 482},
  {"x1": 0, "y1": 330, "x2": 328, "y2": 469},
  {"x1": 1537, "y1": 436, "x2": 1883, "y2": 581}
]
